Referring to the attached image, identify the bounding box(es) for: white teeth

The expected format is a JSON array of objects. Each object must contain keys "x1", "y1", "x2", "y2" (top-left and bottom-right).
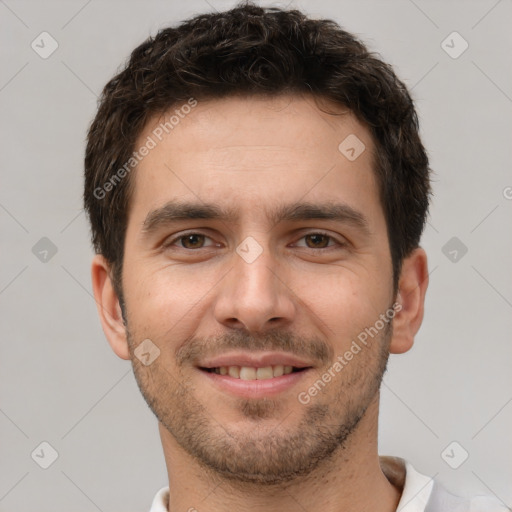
[
  {"x1": 273, "y1": 365, "x2": 284, "y2": 377},
  {"x1": 211, "y1": 365, "x2": 303, "y2": 379},
  {"x1": 228, "y1": 366, "x2": 240, "y2": 378},
  {"x1": 240, "y1": 367, "x2": 257, "y2": 380},
  {"x1": 256, "y1": 366, "x2": 274, "y2": 380}
]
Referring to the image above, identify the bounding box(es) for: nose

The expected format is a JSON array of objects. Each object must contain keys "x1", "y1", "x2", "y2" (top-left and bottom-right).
[{"x1": 213, "y1": 238, "x2": 297, "y2": 333}]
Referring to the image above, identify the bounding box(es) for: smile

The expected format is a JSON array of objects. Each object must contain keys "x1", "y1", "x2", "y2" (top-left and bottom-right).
[
  {"x1": 201, "y1": 365, "x2": 307, "y2": 380},
  {"x1": 198, "y1": 366, "x2": 312, "y2": 399}
]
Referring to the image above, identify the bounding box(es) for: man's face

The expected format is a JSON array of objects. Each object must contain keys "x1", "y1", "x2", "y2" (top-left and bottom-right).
[{"x1": 121, "y1": 94, "x2": 395, "y2": 483}]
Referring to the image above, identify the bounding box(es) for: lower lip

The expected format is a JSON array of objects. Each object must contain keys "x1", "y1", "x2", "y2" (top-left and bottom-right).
[{"x1": 198, "y1": 368, "x2": 311, "y2": 399}]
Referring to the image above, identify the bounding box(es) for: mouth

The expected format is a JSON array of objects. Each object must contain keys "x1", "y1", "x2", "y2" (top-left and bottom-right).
[
  {"x1": 198, "y1": 366, "x2": 312, "y2": 399},
  {"x1": 195, "y1": 353, "x2": 314, "y2": 398},
  {"x1": 199, "y1": 365, "x2": 309, "y2": 380}
]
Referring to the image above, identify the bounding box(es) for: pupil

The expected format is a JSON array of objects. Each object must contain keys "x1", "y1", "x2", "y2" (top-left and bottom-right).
[
  {"x1": 181, "y1": 234, "x2": 328, "y2": 249},
  {"x1": 307, "y1": 234, "x2": 328, "y2": 248},
  {"x1": 183, "y1": 234, "x2": 203, "y2": 248}
]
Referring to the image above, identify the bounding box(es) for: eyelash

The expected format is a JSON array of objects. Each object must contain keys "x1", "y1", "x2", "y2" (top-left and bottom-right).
[{"x1": 162, "y1": 231, "x2": 345, "y2": 252}]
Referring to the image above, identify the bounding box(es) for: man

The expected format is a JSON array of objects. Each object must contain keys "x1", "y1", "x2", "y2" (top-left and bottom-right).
[{"x1": 84, "y1": 3, "x2": 508, "y2": 511}]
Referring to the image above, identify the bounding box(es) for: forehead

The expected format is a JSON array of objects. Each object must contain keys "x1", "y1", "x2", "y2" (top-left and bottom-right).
[{"x1": 127, "y1": 94, "x2": 382, "y2": 230}]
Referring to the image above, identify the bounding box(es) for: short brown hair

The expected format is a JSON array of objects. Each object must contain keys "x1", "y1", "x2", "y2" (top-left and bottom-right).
[{"x1": 84, "y1": 1, "x2": 431, "y2": 299}]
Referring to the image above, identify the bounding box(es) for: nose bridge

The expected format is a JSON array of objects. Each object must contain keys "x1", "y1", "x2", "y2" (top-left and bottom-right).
[
  {"x1": 214, "y1": 234, "x2": 295, "y2": 331},
  {"x1": 235, "y1": 235, "x2": 276, "y2": 296}
]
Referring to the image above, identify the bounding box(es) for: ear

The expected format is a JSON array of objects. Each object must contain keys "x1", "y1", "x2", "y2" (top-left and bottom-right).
[
  {"x1": 91, "y1": 254, "x2": 130, "y2": 360},
  {"x1": 389, "y1": 247, "x2": 429, "y2": 355}
]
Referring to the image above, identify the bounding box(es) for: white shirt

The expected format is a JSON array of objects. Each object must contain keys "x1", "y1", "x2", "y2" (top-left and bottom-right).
[{"x1": 148, "y1": 457, "x2": 508, "y2": 512}]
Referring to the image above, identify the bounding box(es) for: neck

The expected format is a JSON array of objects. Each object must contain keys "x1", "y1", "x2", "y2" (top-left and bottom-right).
[{"x1": 159, "y1": 395, "x2": 401, "y2": 512}]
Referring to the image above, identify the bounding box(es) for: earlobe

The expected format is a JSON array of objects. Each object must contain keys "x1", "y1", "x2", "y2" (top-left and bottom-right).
[
  {"x1": 91, "y1": 254, "x2": 131, "y2": 360},
  {"x1": 389, "y1": 248, "x2": 429, "y2": 355}
]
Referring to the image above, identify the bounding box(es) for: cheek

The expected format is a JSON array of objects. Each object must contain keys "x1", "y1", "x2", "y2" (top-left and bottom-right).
[
  {"x1": 123, "y1": 263, "x2": 218, "y2": 340},
  {"x1": 301, "y1": 269, "x2": 389, "y2": 348},
  {"x1": 122, "y1": 243, "x2": 391, "y2": 349}
]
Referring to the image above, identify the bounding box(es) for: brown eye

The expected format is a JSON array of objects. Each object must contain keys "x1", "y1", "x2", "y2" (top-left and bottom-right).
[
  {"x1": 304, "y1": 233, "x2": 332, "y2": 249},
  {"x1": 180, "y1": 234, "x2": 206, "y2": 249},
  {"x1": 164, "y1": 232, "x2": 216, "y2": 250}
]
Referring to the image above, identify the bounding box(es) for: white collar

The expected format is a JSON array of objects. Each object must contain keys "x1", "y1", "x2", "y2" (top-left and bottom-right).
[{"x1": 385, "y1": 458, "x2": 435, "y2": 512}]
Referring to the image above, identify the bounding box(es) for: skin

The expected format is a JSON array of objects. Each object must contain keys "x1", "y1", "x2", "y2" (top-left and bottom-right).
[{"x1": 92, "y1": 93, "x2": 428, "y2": 512}]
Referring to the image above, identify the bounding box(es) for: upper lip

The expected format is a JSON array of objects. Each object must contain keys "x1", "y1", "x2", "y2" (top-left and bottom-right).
[{"x1": 197, "y1": 351, "x2": 314, "y2": 369}]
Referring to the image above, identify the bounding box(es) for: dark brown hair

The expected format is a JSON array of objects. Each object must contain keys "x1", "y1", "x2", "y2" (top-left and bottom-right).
[{"x1": 84, "y1": 1, "x2": 431, "y2": 300}]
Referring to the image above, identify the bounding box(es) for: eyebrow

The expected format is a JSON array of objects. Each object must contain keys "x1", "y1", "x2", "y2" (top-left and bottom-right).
[{"x1": 141, "y1": 200, "x2": 371, "y2": 237}]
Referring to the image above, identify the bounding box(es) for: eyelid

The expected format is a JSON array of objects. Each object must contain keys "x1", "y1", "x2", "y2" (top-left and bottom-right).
[
  {"x1": 163, "y1": 230, "x2": 217, "y2": 249},
  {"x1": 291, "y1": 230, "x2": 346, "y2": 249},
  {"x1": 162, "y1": 229, "x2": 347, "y2": 250}
]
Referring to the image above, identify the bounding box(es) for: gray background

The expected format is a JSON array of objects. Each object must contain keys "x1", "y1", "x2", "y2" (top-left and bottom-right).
[{"x1": 1, "y1": 0, "x2": 511, "y2": 511}]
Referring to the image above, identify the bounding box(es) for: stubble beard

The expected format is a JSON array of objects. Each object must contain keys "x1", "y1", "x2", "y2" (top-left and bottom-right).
[{"x1": 127, "y1": 322, "x2": 392, "y2": 486}]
